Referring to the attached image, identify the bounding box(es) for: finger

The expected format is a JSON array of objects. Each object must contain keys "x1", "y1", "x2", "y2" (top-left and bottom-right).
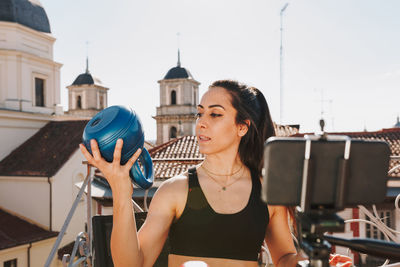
[
  {"x1": 113, "y1": 139, "x2": 123, "y2": 164},
  {"x1": 90, "y1": 139, "x2": 102, "y2": 160},
  {"x1": 124, "y1": 148, "x2": 142, "y2": 171},
  {"x1": 79, "y1": 143, "x2": 94, "y2": 162}
]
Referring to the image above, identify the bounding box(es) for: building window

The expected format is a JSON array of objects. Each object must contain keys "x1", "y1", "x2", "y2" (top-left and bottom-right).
[
  {"x1": 4, "y1": 259, "x2": 17, "y2": 267},
  {"x1": 77, "y1": 95, "x2": 82, "y2": 109},
  {"x1": 171, "y1": 90, "x2": 176, "y2": 105},
  {"x1": 35, "y1": 77, "x2": 45, "y2": 107},
  {"x1": 366, "y1": 209, "x2": 393, "y2": 240},
  {"x1": 99, "y1": 94, "x2": 104, "y2": 109},
  {"x1": 170, "y1": 126, "x2": 177, "y2": 139}
]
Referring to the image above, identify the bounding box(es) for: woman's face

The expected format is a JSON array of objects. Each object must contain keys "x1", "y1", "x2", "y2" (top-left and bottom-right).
[{"x1": 196, "y1": 86, "x2": 247, "y2": 155}]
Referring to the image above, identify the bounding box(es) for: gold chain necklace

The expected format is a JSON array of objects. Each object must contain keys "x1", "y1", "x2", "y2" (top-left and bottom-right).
[
  {"x1": 201, "y1": 165, "x2": 244, "y2": 191},
  {"x1": 201, "y1": 163, "x2": 242, "y2": 176}
]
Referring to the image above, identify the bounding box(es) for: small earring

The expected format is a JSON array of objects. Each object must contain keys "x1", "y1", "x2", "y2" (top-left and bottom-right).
[{"x1": 239, "y1": 128, "x2": 247, "y2": 137}]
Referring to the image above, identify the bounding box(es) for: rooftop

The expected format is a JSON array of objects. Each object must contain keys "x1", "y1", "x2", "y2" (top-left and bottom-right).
[
  {"x1": 149, "y1": 135, "x2": 203, "y2": 180},
  {"x1": 0, "y1": 120, "x2": 88, "y2": 177},
  {"x1": 71, "y1": 72, "x2": 103, "y2": 86},
  {"x1": 163, "y1": 66, "x2": 193, "y2": 80},
  {"x1": 294, "y1": 127, "x2": 400, "y2": 177},
  {"x1": 0, "y1": 0, "x2": 51, "y2": 33},
  {"x1": 0, "y1": 208, "x2": 58, "y2": 250}
]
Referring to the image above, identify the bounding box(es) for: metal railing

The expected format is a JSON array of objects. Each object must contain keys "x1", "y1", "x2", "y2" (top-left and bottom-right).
[{"x1": 44, "y1": 163, "x2": 93, "y2": 267}]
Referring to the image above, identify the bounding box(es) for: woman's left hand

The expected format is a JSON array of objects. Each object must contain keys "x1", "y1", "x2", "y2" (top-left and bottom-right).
[{"x1": 329, "y1": 254, "x2": 353, "y2": 267}]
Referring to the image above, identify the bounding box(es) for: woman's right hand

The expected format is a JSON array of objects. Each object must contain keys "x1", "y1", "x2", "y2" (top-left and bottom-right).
[{"x1": 79, "y1": 138, "x2": 142, "y2": 199}]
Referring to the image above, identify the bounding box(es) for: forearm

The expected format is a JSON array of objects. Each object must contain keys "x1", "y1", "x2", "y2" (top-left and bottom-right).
[{"x1": 111, "y1": 196, "x2": 143, "y2": 267}]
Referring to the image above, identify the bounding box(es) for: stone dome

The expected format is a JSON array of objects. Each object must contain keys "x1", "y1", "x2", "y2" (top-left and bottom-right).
[
  {"x1": 164, "y1": 66, "x2": 193, "y2": 80},
  {"x1": 0, "y1": 0, "x2": 51, "y2": 33},
  {"x1": 71, "y1": 72, "x2": 102, "y2": 86}
]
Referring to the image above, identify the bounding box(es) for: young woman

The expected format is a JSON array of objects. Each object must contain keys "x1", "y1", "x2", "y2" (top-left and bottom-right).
[{"x1": 80, "y1": 80, "x2": 341, "y2": 267}]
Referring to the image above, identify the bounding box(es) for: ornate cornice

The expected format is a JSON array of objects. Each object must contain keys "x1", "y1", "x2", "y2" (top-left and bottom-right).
[{"x1": 152, "y1": 114, "x2": 196, "y2": 123}]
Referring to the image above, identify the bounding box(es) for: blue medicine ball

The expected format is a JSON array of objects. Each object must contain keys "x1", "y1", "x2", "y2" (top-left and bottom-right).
[{"x1": 82, "y1": 105, "x2": 154, "y2": 189}]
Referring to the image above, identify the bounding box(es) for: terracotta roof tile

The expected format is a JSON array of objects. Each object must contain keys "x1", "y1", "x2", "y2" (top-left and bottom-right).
[
  {"x1": 0, "y1": 120, "x2": 88, "y2": 177},
  {"x1": 149, "y1": 136, "x2": 203, "y2": 160},
  {"x1": 294, "y1": 128, "x2": 400, "y2": 177},
  {"x1": 274, "y1": 123, "x2": 300, "y2": 137},
  {"x1": 0, "y1": 209, "x2": 58, "y2": 250},
  {"x1": 148, "y1": 136, "x2": 203, "y2": 180},
  {"x1": 153, "y1": 160, "x2": 201, "y2": 180}
]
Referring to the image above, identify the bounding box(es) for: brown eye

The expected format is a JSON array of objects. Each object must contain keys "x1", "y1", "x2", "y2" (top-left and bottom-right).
[{"x1": 211, "y1": 113, "x2": 222, "y2": 118}]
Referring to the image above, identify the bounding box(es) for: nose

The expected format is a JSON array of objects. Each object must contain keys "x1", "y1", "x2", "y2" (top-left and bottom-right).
[{"x1": 196, "y1": 115, "x2": 207, "y2": 129}]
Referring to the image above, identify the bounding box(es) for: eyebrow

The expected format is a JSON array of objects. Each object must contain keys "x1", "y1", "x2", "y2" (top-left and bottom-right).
[{"x1": 197, "y1": 104, "x2": 225, "y2": 110}]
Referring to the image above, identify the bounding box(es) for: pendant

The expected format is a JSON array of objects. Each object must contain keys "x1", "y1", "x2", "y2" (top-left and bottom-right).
[{"x1": 222, "y1": 187, "x2": 226, "y2": 191}]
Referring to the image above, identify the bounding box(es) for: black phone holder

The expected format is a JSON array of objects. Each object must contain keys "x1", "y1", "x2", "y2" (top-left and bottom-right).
[{"x1": 262, "y1": 133, "x2": 400, "y2": 267}]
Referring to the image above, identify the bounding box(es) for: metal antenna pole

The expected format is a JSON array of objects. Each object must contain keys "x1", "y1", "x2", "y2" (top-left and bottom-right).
[
  {"x1": 280, "y1": 3, "x2": 289, "y2": 124},
  {"x1": 320, "y1": 88, "x2": 324, "y2": 119},
  {"x1": 317, "y1": 88, "x2": 334, "y2": 132}
]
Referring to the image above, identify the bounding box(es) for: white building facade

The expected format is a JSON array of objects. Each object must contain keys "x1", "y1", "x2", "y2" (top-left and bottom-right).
[
  {"x1": 0, "y1": 0, "x2": 63, "y2": 161},
  {"x1": 0, "y1": 1, "x2": 92, "y2": 266}
]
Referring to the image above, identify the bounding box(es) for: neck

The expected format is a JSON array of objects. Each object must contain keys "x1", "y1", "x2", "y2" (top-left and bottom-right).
[{"x1": 202, "y1": 153, "x2": 244, "y2": 177}]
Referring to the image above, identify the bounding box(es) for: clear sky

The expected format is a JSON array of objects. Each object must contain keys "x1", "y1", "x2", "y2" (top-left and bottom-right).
[{"x1": 40, "y1": 0, "x2": 400, "y2": 141}]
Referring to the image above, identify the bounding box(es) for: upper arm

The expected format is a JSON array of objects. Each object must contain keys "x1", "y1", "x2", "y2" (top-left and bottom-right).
[
  {"x1": 137, "y1": 175, "x2": 187, "y2": 267},
  {"x1": 265, "y1": 205, "x2": 297, "y2": 265}
]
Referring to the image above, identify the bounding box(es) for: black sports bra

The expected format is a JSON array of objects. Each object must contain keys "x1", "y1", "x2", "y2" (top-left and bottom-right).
[{"x1": 169, "y1": 167, "x2": 269, "y2": 261}]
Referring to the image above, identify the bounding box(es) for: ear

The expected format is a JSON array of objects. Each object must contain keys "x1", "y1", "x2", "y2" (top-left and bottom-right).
[{"x1": 238, "y1": 120, "x2": 250, "y2": 137}]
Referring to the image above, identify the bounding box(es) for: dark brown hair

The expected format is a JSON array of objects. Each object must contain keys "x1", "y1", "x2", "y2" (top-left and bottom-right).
[
  {"x1": 210, "y1": 80, "x2": 297, "y2": 235},
  {"x1": 209, "y1": 80, "x2": 275, "y2": 180}
]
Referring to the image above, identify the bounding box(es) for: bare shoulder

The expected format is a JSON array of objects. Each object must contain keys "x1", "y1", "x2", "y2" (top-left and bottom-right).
[
  {"x1": 157, "y1": 171, "x2": 188, "y2": 193},
  {"x1": 150, "y1": 171, "x2": 189, "y2": 213}
]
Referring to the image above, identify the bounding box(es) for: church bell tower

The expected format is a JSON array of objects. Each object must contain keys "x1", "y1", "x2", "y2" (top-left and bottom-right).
[
  {"x1": 153, "y1": 51, "x2": 200, "y2": 145},
  {"x1": 66, "y1": 58, "x2": 109, "y2": 118}
]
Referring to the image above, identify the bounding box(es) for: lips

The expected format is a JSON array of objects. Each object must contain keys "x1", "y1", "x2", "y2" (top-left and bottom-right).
[{"x1": 198, "y1": 135, "x2": 211, "y2": 141}]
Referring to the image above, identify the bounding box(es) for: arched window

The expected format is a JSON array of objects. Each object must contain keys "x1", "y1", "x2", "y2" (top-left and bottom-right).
[
  {"x1": 171, "y1": 90, "x2": 176, "y2": 105},
  {"x1": 77, "y1": 95, "x2": 82, "y2": 109},
  {"x1": 170, "y1": 126, "x2": 177, "y2": 139}
]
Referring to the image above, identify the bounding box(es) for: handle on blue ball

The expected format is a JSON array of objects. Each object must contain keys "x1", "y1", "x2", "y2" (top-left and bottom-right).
[{"x1": 129, "y1": 148, "x2": 154, "y2": 189}]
